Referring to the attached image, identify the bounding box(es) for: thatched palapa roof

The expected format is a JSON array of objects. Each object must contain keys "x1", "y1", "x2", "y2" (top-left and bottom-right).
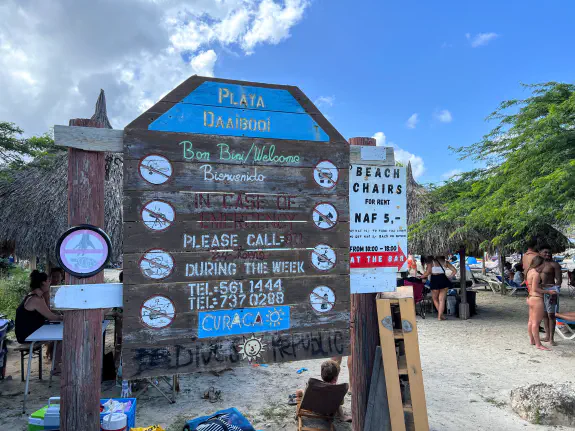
[{"x1": 0, "y1": 90, "x2": 123, "y2": 264}]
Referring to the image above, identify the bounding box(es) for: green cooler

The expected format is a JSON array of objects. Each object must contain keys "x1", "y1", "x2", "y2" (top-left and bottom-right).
[{"x1": 28, "y1": 405, "x2": 48, "y2": 431}]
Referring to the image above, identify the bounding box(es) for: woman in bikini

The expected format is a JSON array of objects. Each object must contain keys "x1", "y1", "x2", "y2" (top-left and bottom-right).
[
  {"x1": 526, "y1": 256, "x2": 557, "y2": 351},
  {"x1": 421, "y1": 256, "x2": 457, "y2": 321}
]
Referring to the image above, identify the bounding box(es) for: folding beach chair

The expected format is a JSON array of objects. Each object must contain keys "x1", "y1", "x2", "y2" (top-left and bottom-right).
[
  {"x1": 555, "y1": 313, "x2": 575, "y2": 341},
  {"x1": 296, "y1": 378, "x2": 348, "y2": 431},
  {"x1": 494, "y1": 275, "x2": 527, "y2": 296}
]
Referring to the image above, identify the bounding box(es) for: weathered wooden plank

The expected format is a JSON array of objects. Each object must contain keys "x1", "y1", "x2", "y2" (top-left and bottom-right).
[
  {"x1": 123, "y1": 275, "x2": 349, "y2": 313},
  {"x1": 54, "y1": 125, "x2": 123, "y2": 152},
  {"x1": 124, "y1": 128, "x2": 348, "y2": 165},
  {"x1": 364, "y1": 346, "x2": 392, "y2": 431},
  {"x1": 51, "y1": 283, "x2": 123, "y2": 310},
  {"x1": 123, "y1": 222, "x2": 349, "y2": 252},
  {"x1": 123, "y1": 191, "x2": 350, "y2": 223},
  {"x1": 122, "y1": 327, "x2": 351, "y2": 378},
  {"x1": 147, "y1": 103, "x2": 330, "y2": 141},
  {"x1": 125, "y1": 76, "x2": 347, "y2": 143},
  {"x1": 398, "y1": 298, "x2": 429, "y2": 431},
  {"x1": 124, "y1": 159, "x2": 348, "y2": 194},
  {"x1": 377, "y1": 299, "x2": 406, "y2": 431},
  {"x1": 123, "y1": 248, "x2": 349, "y2": 284},
  {"x1": 177, "y1": 81, "x2": 306, "y2": 113},
  {"x1": 122, "y1": 302, "x2": 350, "y2": 346},
  {"x1": 62, "y1": 117, "x2": 106, "y2": 431}
]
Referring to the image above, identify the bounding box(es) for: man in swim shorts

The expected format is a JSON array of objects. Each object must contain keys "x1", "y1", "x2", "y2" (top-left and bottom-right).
[{"x1": 539, "y1": 245, "x2": 563, "y2": 346}]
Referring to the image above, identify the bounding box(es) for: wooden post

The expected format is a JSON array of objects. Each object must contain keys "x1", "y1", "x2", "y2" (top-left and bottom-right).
[
  {"x1": 499, "y1": 251, "x2": 506, "y2": 295},
  {"x1": 459, "y1": 249, "x2": 470, "y2": 319},
  {"x1": 349, "y1": 137, "x2": 381, "y2": 431},
  {"x1": 60, "y1": 93, "x2": 109, "y2": 431},
  {"x1": 482, "y1": 252, "x2": 486, "y2": 276}
]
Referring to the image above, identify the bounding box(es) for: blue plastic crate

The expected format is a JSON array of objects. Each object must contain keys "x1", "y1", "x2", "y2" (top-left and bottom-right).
[{"x1": 100, "y1": 398, "x2": 137, "y2": 430}]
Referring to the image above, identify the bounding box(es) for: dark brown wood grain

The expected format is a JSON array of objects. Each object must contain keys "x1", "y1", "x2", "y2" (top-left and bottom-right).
[
  {"x1": 124, "y1": 128, "x2": 348, "y2": 165},
  {"x1": 123, "y1": 248, "x2": 349, "y2": 284},
  {"x1": 123, "y1": 76, "x2": 351, "y2": 378},
  {"x1": 123, "y1": 191, "x2": 350, "y2": 222},
  {"x1": 124, "y1": 159, "x2": 349, "y2": 194},
  {"x1": 349, "y1": 136, "x2": 382, "y2": 431},
  {"x1": 122, "y1": 275, "x2": 350, "y2": 314},
  {"x1": 123, "y1": 302, "x2": 350, "y2": 347},
  {"x1": 123, "y1": 222, "x2": 349, "y2": 252},
  {"x1": 122, "y1": 327, "x2": 350, "y2": 378},
  {"x1": 62, "y1": 118, "x2": 106, "y2": 431}
]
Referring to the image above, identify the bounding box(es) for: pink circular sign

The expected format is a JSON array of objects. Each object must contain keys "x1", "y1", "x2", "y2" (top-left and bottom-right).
[{"x1": 56, "y1": 226, "x2": 111, "y2": 278}]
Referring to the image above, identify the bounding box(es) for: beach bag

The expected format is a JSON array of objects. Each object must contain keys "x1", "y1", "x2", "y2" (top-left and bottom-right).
[
  {"x1": 189, "y1": 415, "x2": 242, "y2": 431},
  {"x1": 184, "y1": 409, "x2": 254, "y2": 431}
]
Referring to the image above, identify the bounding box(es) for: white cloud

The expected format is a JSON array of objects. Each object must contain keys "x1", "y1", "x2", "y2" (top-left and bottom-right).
[
  {"x1": 434, "y1": 109, "x2": 453, "y2": 123},
  {"x1": 441, "y1": 42, "x2": 453, "y2": 49},
  {"x1": 190, "y1": 50, "x2": 218, "y2": 77},
  {"x1": 466, "y1": 32, "x2": 499, "y2": 48},
  {"x1": 394, "y1": 146, "x2": 425, "y2": 179},
  {"x1": 373, "y1": 132, "x2": 386, "y2": 147},
  {"x1": 315, "y1": 95, "x2": 335, "y2": 108},
  {"x1": 242, "y1": 0, "x2": 309, "y2": 54},
  {"x1": 0, "y1": 0, "x2": 310, "y2": 135},
  {"x1": 441, "y1": 169, "x2": 462, "y2": 180},
  {"x1": 406, "y1": 113, "x2": 419, "y2": 129},
  {"x1": 372, "y1": 131, "x2": 425, "y2": 179}
]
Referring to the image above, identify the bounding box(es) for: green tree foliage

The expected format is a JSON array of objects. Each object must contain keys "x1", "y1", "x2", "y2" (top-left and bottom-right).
[
  {"x1": 412, "y1": 82, "x2": 575, "y2": 252},
  {"x1": 0, "y1": 265, "x2": 30, "y2": 320},
  {"x1": 0, "y1": 121, "x2": 54, "y2": 170}
]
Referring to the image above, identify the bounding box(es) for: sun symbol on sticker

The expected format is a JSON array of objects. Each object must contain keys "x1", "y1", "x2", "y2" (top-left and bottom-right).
[
  {"x1": 239, "y1": 335, "x2": 266, "y2": 363},
  {"x1": 265, "y1": 308, "x2": 285, "y2": 327}
]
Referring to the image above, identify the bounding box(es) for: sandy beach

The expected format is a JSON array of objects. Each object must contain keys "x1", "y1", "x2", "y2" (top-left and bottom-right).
[{"x1": 1, "y1": 288, "x2": 574, "y2": 430}]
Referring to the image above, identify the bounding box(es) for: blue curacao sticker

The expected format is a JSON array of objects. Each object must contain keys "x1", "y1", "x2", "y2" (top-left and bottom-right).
[{"x1": 198, "y1": 306, "x2": 290, "y2": 338}]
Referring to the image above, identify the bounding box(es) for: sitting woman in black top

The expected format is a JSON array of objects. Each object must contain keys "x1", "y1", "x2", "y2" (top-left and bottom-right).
[{"x1": 15, "y1": 271, "x2": 63, "y2": 343}]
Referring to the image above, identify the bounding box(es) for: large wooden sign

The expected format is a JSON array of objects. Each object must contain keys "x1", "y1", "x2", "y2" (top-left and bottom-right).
[{"x1": 122, "y1": 76, "x2": 350, "y2": 378}]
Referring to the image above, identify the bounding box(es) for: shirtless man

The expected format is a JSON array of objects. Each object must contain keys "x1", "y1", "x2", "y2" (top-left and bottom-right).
[
  {"x1": 522, "y1": 238, "x2": 539, "y2": 280},
  {"x1": 539, "y1": 245, "x2": 563, "y2": 346},
  {"x1": 526, "y1": 256, "x2": 557, "y2": 350}
]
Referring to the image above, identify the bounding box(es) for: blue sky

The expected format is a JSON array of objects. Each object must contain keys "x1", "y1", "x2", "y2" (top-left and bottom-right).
[
  {"x1": 209, "y1": 0, "x2": 575, "y2": 183},
  {"x1": 1, "y1": 0, "x2": 574, "y2": 184}
]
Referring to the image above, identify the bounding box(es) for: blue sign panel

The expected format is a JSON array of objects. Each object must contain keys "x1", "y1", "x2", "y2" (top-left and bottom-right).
[
  {"x1": 181, "y1": 82, "x2": 306, "y2": 113},
  {"x1": 198, "y1": 306, "x2": 290, "y2": 338},
  {"x1": 149, "y1": 82, "x2": 329, "y2": 141}
]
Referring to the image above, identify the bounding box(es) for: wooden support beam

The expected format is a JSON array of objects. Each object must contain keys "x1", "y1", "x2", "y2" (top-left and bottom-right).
[
  {"x1": 51, "y1": 284, "x2": 123, "y2": 310},
  {"x1": 459, "y1": 249, "x2": 470, "y2": 319},
  {"x1": 499, "y1": 251, "x2": 506, "y2": 295},
  {"x1": 54, "y1": 125, "x2": 123, "y2": 152},
  {"x1": 349, "y1": 136, "x2": 395, "y2": 431},
  {"x1": 61, "y1": 117, "x2": 107, "y2": 431}
]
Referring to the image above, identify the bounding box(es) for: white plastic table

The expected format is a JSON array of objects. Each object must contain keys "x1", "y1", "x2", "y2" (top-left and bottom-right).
[{"x1": 23, "y1": 320, "x2": 109, "y2": 412}]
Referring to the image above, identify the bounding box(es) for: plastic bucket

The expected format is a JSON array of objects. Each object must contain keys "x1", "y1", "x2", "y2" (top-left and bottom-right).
[{"x1": 101, "y1": 413, "x2": 127, "y2": 431}]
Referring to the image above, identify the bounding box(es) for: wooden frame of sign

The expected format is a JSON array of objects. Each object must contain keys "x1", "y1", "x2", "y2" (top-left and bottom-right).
[{"x1": 121, "y1": 76, "x2": 350, "y2": 378}]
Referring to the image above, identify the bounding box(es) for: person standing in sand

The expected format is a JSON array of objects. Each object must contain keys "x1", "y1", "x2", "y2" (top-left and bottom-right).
[
  {"x1": 538, "y1": 245, "x2": 562, "y2": 346},
  {"x1": 522, "y1": 238, "x2": 539, "y2": 280},
  {"x1": 420, "y1": 256, "x2": 457, "y2": 321},
  {"x1": 526, "y1": 256, "x2": 557, "y2": 351}
]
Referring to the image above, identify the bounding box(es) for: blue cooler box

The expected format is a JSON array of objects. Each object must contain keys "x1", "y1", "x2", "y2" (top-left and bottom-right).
[{"x1": 100, "y1": 398, "x2": 137, "y2": 430}]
